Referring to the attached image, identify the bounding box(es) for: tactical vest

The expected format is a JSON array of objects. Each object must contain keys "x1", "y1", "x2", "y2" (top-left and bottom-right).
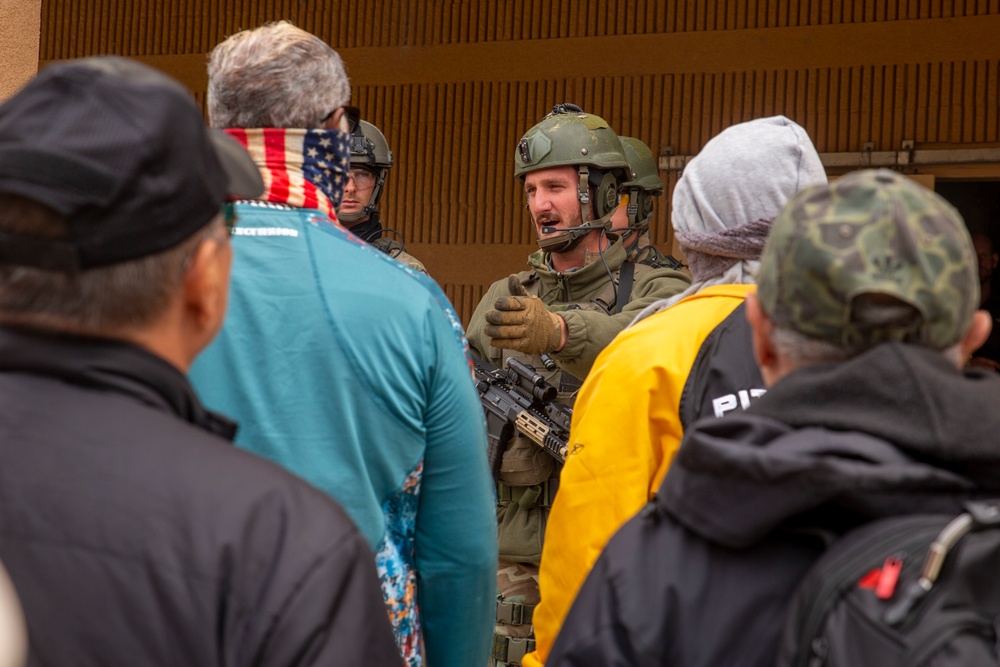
[
  {"x1": 629, "y1": 244, "x2": 685, "y2": 271},
  {"x1": 370, "y1": 236, "x2": 404, "y2": 258},
  {"x1": 491, "y1": 258, "x2": 665, "y2": 563},
  {"x1": 491, "y1": 253, "x2": 684, "y2": 666}
]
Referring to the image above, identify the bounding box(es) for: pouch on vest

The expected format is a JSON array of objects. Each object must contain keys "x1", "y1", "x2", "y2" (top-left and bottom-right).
[
  {"x1": 776, "y1": 500, "x2": 1000, "y2": 667},
  {"x1": 498, "y1": 436, "x2": 557, "y2": 486},
  {"x1": 497, "y1": 499, "x2": 547, "y2": 564}
]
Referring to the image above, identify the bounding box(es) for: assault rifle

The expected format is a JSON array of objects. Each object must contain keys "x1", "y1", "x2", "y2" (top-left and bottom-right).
[{"x1": 474, "y1": 357, "x2": 572, "y2": 479}]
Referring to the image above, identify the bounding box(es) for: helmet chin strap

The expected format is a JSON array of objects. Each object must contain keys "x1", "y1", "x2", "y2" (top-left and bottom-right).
[
  {"x1": 337, "y1": 207, "x2": 372, "y2": 225},
  {"x1": 625, "y1": 188, "x2": 640, "y2": 230}
]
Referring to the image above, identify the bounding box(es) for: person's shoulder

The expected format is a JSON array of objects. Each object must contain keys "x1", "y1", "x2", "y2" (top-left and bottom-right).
[
  {"x1": 144, "y1": 410, "x2": 291, "y2": 485},
  {"x1": 81, "y1": 395, "x2": 361, "y2": 559},
  {"x1": 230, "y1": 202, "x2": 310, "y2": 237},
  {"x1": 309, "y1": 232, "x2": 465, "y2": 347},
  {"x1": 633, "y1": 261, "x2": 690, "y2": 282},
  {"x1": 369, "y1": 237, "x2": 429, "y2": 275},
  {"x1": 610, "y1": 286, "x2": 752, "y2": 360},
  {"x1": 394, "y1": 250, "x2": 428, "y2": 275},
  {"x1": 306, "y1": 220, "x2": 442, "y2": 297},
  {"x1": 689, "y1": 283, "x2": 757, "y2": 300},
  {"x1": 647, "y1": 283, "x2": 754, "y2": 319},
  {"x1": 585, "y1": 313, "x2": 682, "y2": 385},
  {"x1": 167, "y1": 418, "x2": 360, "y2": 543},
  {"x1": 628, "y1": 248, "x2": 687, "y2": 279},
  {"x1": 630, "y1": 264, "x2": 693, "y2": 299}
]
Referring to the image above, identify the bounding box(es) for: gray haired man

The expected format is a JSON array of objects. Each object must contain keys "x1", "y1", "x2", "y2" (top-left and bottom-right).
[{"x1": 191, "y1": 22, "x2": 497, "y2": 667}]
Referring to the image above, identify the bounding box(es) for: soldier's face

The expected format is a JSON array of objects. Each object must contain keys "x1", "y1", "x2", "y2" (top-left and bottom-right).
[
  {"x1": 523, "y1": 165, "x2": 584, "y2": 239},
  {"x1": 338, "y1": 168, "x2": 376, "y2": 224}
]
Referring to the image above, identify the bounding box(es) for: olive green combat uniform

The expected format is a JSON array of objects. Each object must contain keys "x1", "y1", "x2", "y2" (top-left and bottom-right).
[
  {"x1": 472, "y1": 106, "x2": 689, "y2": 666},
  {"x1": 467, "y1": 235, "x2": 689, "y2": 664}
]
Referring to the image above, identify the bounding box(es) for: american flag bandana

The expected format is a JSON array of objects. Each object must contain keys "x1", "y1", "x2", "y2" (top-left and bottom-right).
[{"x1": 224, "y1": 128, "x2": 351, "y2": 219}]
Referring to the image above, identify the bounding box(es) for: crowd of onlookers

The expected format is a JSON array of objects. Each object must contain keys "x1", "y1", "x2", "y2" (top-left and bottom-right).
[{"x1": 0, "y1": 19, "x2": 998, "y2": 667}]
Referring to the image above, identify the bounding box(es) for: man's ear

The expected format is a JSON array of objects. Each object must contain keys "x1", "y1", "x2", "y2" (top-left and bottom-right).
[
  {"x1": 960, "y1": 310, "x2": 993, "y2": 362},
  {"x1": 182, "y1": 230, "x2": 231, "y2": 348},
  {"x1": 745, "y1": 291, "x2": 780, "y2": 387}
]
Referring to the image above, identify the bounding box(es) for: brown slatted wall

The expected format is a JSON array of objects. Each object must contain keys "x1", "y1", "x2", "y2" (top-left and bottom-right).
[
  {"x1": 38, "y1": 0, "x2": 1000, "y2": 324},
  {"x1": 354, "y1": 57, "x2": 1000, "y2": 318},
  {"x1": 40, "y1": 0, "x2": 1000, "y2": 55}
]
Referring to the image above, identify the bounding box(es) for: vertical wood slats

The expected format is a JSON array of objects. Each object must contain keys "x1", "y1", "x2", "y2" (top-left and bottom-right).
[
  {"x1": 37, "y1": 0, "x2": 1000, "y2": 323},
  {"x1": 40, "y1": 0, "x2": 1000, "y2": 57},
  {"x1": 350, "y1": 58, "x2": 1000, "y2": 293}
]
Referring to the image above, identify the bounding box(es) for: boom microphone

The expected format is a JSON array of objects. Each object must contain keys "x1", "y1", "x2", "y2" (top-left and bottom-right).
[{"x1": 541, "y1": 224, "x2": 598, "y2": 235}]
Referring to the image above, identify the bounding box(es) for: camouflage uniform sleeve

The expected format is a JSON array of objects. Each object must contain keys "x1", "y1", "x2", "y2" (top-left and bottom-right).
[
  {"x1": 394, "y1": 250, "x2": 429, "y2": 275},
  {"x1": 370, "y1": 237, "x2": 429, "y2": 275},
  {"x1": 553, "y1": 267, "x2": 691, "y2": 378}
]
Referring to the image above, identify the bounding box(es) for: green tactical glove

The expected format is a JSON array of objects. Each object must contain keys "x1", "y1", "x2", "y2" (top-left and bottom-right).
[{"x1": 484, "y1": 275, "x2": 565, "y2": 354}]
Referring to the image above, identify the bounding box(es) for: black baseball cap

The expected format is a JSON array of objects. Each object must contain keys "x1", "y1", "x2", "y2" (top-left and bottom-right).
[{"x1": 0, "y1": 56, "x2": 263, "y2": 271}]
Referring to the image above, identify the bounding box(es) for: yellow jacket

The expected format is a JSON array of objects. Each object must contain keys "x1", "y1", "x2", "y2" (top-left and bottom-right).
[{"x1": 523, "y1": 284, "x2": 758, "y2": 667}]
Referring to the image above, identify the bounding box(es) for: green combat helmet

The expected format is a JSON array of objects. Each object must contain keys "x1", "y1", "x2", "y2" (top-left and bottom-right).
[
  {"x1": 514, "y1": 103, "x2": 630, "y2": 252},
  {"x1": 617, "y1": 136, "x2": 684, "y2": 269},
  {"x1": 758, "y1": 168, "x2": 979, "y2": 352},
  {"x1": 618, "y1": 137, "x2": 663, "y2": 232},
  {"x1": 340, "y1": 119, "x2": 393, "y2": 225}
]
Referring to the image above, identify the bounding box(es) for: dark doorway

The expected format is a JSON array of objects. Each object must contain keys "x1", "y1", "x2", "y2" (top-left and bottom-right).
[{"x1": 935, "y1": 180, "x2": 1000, "y2": 237}]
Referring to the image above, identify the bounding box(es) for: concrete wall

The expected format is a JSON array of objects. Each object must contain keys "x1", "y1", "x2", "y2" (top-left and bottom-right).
[{"x1": 0, "y1": 0, "x2": 41, "y2": 102}]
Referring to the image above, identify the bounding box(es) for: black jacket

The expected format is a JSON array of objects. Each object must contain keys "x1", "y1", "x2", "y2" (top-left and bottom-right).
[
  {"x1": 0, "y1": 327, "x2": 401, "y2": 666},
  {"x1": 549, "y1": 343, "x2": 1000, "y2": 667}
]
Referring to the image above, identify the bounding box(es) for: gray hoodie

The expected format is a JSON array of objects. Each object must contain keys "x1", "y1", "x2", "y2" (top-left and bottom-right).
[{"x1": 631, "y1": 115, "x2": 826, "y2": 324}]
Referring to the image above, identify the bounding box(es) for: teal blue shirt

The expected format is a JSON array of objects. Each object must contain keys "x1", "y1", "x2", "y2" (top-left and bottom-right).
[{"x1": 190, "y1": 204, "x2": 496, "y2": 667}]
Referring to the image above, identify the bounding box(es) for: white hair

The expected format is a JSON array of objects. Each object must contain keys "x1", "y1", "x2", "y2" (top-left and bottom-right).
[
  {"x1": 769, "y1": 295, "x2": 965, "y2": 367},
  {"x1": 207, "y1": 21, "x2": 350, "y2": 129}
]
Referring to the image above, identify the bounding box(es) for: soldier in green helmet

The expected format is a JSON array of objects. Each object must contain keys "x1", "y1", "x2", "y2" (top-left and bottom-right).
[
  {"x1": 338, "y1": 119, "x2": 428, "y2": 274},
  {"x1": 465, "y1": 104, "x2": 691, "y2": 667},
  {"x1": 612, "y1": 136, "x2": 684, "y2": 267}
]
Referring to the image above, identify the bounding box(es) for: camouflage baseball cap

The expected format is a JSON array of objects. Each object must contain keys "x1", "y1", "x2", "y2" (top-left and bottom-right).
[{"x1": 757, "y1": 169, "x2": 978, "y2": 350}]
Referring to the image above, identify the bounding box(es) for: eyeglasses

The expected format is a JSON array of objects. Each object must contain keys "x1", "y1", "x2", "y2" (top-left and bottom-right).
[
  {"x1": 347, "y1": 169, "x2": 376, "y2": 189},
  {"x1": 321, "y1": 105, "x2": 360, "y2": 133}
]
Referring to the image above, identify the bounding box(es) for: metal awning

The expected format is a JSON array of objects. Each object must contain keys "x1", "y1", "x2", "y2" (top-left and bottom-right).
[{"x1": 659, "y1": 141, "x2": 1000, "y2": 173}]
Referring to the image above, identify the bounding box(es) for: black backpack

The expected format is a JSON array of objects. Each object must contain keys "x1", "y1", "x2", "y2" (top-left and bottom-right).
[{"x1": 776, "y1": 501, "x2": 1000, "y2": 667}]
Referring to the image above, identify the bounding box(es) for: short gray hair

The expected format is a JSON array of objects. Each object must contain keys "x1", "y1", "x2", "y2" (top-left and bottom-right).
[
  {"x1": 208, "y1": 21, "x2": 350, "y2": 129},
  {"x1": 769, "y1": 293, "x2": 964, "y2": 367},
  {"x1": 0, "y1": 195, "x2": 222, "y2": 334}
]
